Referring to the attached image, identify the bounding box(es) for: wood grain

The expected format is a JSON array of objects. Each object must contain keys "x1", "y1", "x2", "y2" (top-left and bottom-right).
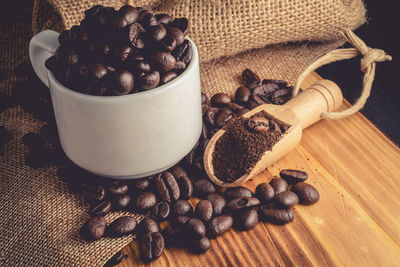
[{"x1": 118, "y1": 72, "x2": 400, "y2": 267}]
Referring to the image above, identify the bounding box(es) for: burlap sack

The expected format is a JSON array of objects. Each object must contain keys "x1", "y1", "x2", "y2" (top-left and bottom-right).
[{"x1": 0, "y1": 0, "x2": 369, "y2": 266}]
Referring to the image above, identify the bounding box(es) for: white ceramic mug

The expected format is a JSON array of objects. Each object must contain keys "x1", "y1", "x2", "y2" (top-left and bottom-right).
[{"x1": 29, "y1": 30, "x2": 202, "y2": 179}]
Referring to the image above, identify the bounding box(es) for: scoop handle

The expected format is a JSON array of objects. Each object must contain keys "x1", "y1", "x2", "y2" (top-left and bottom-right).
[{"x1": 285, "y1": 79, "x2": 343, "y2": 129}]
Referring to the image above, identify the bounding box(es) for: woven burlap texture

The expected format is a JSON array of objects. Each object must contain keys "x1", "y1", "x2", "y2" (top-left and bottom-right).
[
  {"x1": 32, "y1": 0, "x2": 366, "y2": 62},
  {"x1": 0, "y1": 0, "x2": 365, "y2": 266}
]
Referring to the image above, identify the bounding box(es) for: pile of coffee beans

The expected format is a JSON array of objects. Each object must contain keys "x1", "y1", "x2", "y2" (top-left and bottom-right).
[{"x1": 45, "y1": 5, "x2": 192, "y2": 96}]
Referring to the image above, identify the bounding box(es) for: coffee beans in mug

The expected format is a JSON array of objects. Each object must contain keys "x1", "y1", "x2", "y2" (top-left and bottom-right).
[
  {"x1": 292, "y1": 182, "x2": 320, "y2": 205},
  {"x1": 140, "y1": 232, "x2": 164, "y2": 262},
  {"x1": 280, "y1": 169, "x2": 308, "y2": 183},
  {"x1": 108, "y1": 216, "x2": 137, "y2": 237}
]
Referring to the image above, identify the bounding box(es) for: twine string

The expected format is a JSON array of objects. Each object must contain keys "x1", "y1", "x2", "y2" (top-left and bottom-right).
[{"x1": 293, "y1": 29, "x2": 392, "y2": 119}]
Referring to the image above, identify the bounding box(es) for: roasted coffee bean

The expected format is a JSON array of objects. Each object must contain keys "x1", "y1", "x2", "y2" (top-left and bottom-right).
[
  {"x1": 280, "y1": 169, "x2": 308, "y2": 183},
  {"x1": 88, "y1": 63, "x2": 107, "y2": 82},
  {"x1": 113, "y1": 194, "x2": 131, "y2": 210},
  {"x1": 204, "y1": 107, "x2": 219, "y2": 127},
  {"x1": 82, "y1": 184, "x2": 106, "y2": 204},
  {"x1": 140, "y1": 232, "x2": 164, "y2": 262},
  {"x1": 136, "y1": 218, "x2": 160, "y2": 238},
  {"x1": 194, "y1": 200, "x2": 213, "y2": 222},
  {"x1": 141, "y1": 13, "x2": 158, "y2": 29},
  {"x1": 172, "y1": 40, "x2": 192, "y2": 65},
  {"x1": 172, "y1": 200, "x2": 193, "y2": 217},
  {"x1": 253, "y1": 83, "x2": 279, "y2": 98},
  {"x1": 155, "y1": 171, "x2": 180, "y2": 202},
  {"x1": 194, "y1": 179, "x2": 216, "y2": 198},
  {"x1": 150, "y1": 202, "x2": 170, "y2": 221},
  {"x1": 130, "y1": 177, "x2": 152, "y2": 191},
  {"x1": 170, "y1": 215, "x2": 190, "y2": 228},
  {"x1": 113, "y1": 45, "x2": 132, "y2": 62},
  {"x1": 255, "y1": 183, "x2": 275, "y2": 204},
  {"x1": 114, "y1": 70, "x2": 134, "y2": 95},
  {"x1": 190, "y1": 237, "x2": 211, "y2": 254},
  {"x1": 108, "y1": 216, "x2": 137, "y2": 237},
  {"x1": 242, "y1": 69, "x2": 260, "y2": 85},
  {"x1": 149, "y1": 24, "x2": 167, "y2": 41},
  {"x1": 132, "y1": 37, "x2": 145, "y2": 49},
  {"x1": 140, "y1": 71, "x2": 160, "y2": 90},
  {"x1": 259, "y1": 206, "x2": 294, "y2": 225},
  {"x1": 127, "y1": 22, "x2": 143, "y2": 42},
  {"x1": 201, "y1": 92, "x2": 208, "y2": 104},
  {"x1": 234, "y1": 209, "x2": 258, "y2": 231},
  {"x1": 175, "y1": 173, "x2": 193, "y2": 199},
  {"x1": 174, "y1": 60, "x2": 186, "y2": 73},
  {"x1": 161, "y1": 71, "x2": 177, "y2": 84},
  {"x1": 207, "y1": 215, "x2": 233, "y2": 238},
  {"x1": 269, "y1": 177, "x2": 288, "y2": 194},
  {"x1": 206, "y1": 193, "x2": 226, "y2": 215},
  {"x1": 113, "y1": 15, "x2": 129, "y2": 28},
  {"x1": 272, "y1": 87, "x2": 291, "y2": 99},
  {"x1": 184, "y1": 218, "x2": 206, "y2": 239},
  {"x1": 236, "y1": 108, "x2": 249, "y2": 117},
  {"x1": 89, "y1": 200, "x2": 112, "y2": 217},
  {"x1": 215, "y1": 108, "x2": 233, "y2": 128},
  {"x1": 132, "y1": 60, "x2": 151, "y2": 73},
  {"x1": 167, "y1": 26, "x2": 185, "y2": 46},
  {"x1": 156, "y1": 13, "x2": 173, "y2": 24},
  {"x1": 159, "y1": 35, "x2": 176, "y2": 52},
  {"x1": 153, "y1": 51, "x2": 176, "y2": 73},
  {"x1": 247, "y1": 116, "x2": 269, "y2": 133},
  {"x1": 193, "y1": 157, "x2": 204, "y2": 172},
  {"x1": 108, "y1": 181, "x2": 128, "y2": 196},
  {"x1": 210, "y1": 93, "x2": 231, "y2": 107},
  {"x1": 274, "y1": 191, "x2": 299, "y2": 207},
  {"x1": 235, "y1": 86, "x2": 251, "y2": 104},
  {"x1": 170, "y1": 165, "x2": 189, "y2": 180},
  {"x1": 263, "y1": 79, "x2": 288, "y2": 88},
  {"x1": 292, "y1": 182, "x2": 320, "y2": 205},
  {"x1": 134, "y1": 192, "x2": 157, "y2": 212},
  {"x1": 171, "y1": 17, "x2": 189, "y2": 35},
  {"x1": 82, "y1": 216, "x2": 107, "y2": 240},
  {"x1": 227, "y1": 102, "x2": 244, "y2": 112},
  {"x1": 227, "y1": 197, "x2": 260, "y2": 212},
  {"x1": 118, "y1": 5, "x2": 139, "y2": 24},
  {"x1": 105, "y1": 250, "x2": 124, "y2": 266},
  {"x1": 224, "y1": 186, "x2": 253, "y2": 200}
]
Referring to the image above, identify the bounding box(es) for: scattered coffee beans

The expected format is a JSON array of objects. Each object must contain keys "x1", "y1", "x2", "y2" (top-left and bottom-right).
[
  {"x1": 134, "y1": 192, "x2": 157, "y2": 212},
  {"x1": 108, "y1": 216, "x2": 137, "y2": 237},
  {"x1": 269, "y1": 177, "x2": 288, "y2": 195},
  {"x1": 206, "y1": 193, "x2": 226, "y2": 215},
  {"x1": 81, "y1": 216, "x2": 107, "y2": 240},
  {"x1": 136, "y1": 218, "x2": 160, "y2": 238},
  {"x1": 194, "y1": 200, "x2": 213, "y2": 222},
  {"x1": 255, "y1": 183, "x2": 275, "y2": 204},
  {"x1": 259, "y1": 206, "x2": 294, "y2": 225},
  {"x1": 105, "y1": 250, "x2": 125, "y2": 266},
  {"x1": 45, "y1": 5, "x2": 192, "y2": 96},
  {"x1": 150, "y1": 202, "x2": 170, "y2": 222},
  {"x1": 207, "y1": 215, "x2": 233, "y2": 238},
  {"x1": 292, "y1": 182, "x2": 320, "y2": 205},
  {"x1": 224, "y1": 186, "x2": 253, "y2": 200},
  {"x1": 140, "y1": 232, "x2": 165, "y2": 262},
  {"x1": 234, "y1": 209, "x2": 259, "y2": 231},
  {"x1": 172, "y1": 200, "x2": 194, "y2": 217},
  {"x1": 280, "y1": 169, "x2": 308, "y2": 183},
  {"x1": 274, "y1": 191, "x2": 299, "y2": 208}
]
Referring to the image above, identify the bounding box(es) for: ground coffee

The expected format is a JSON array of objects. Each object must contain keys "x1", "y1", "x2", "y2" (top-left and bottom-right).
[{"x1": 212, "y1": 112, "x2": 287, "y2": 182}]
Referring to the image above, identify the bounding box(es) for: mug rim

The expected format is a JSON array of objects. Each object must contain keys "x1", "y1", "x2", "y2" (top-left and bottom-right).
[{"x1": 47, "y1": 37, "x2": 199, "y2": 101}]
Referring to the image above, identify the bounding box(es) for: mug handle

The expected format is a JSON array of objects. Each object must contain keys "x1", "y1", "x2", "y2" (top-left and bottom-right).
[{"x1": 29, "y1": 30, "x2": 60, "y2": 87}]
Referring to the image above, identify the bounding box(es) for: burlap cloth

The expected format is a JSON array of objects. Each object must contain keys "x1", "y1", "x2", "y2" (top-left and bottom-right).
[{"x1": 0, "y1": 0, "x2": 365, "y2": 266}]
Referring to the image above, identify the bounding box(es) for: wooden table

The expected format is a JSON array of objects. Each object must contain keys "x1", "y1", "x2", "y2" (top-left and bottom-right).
[{"x1": 119, "y1": 72, "x2": 400, "y2": 266}]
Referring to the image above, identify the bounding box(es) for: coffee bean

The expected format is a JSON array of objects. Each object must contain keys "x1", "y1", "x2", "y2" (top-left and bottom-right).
[
  {"x1": 224, "y1": 186, "x2": 253, "y2": 200},
  {"x1": 159, "y1": 35, "x2": 176, "y2": 52},
  {"x1": 206, "y1": 193, "x2": 226, "y2": 215},
  {"x1": 89, "y1": 200, "x2": 112, "y2": 217},
  {"x1": 113, "y1": 45, "x2": 132, "y2": 62},
  {"x1": 140, "y1": 71, "x2": 160, "y2": 90},
  {"x1": 172, "y1": 40, "x2": 192, "y2": 65},
  {"x1": 152, "y1": 51, "x2": 176, "y2": 73},
  {"x1": 227, "y1": 197, "x2": 260, "y2": 212},
  {"x1": 263, "y1": 79, "x2": 288, "y2": 88},
  {"x1": 174, "y1": 61, "x2": 186, "y2": 73},
  {"x1": 114, "y1": 70, "x2": 134, "y2": 95},
  {"x1": 247, "y1": 116, "x2": 269, "y2": 133},
  {"x1": 207, "y1": 215, "x2": 233, "y2": 238},
  {"x1": 253, "y1": 83, "x2": 279, "y2": 98},
  {"x1": 155, "y1": 171, "x2": 180, "y2": 202},
  {"x1": 149, "y1": 24, "x2": 167, "y2": 41},
  {"x1": 174, "y1": 173, "x2": 193, "y2": 200},
  {"x1": 82, "y1": 216, "x2": 107, "y2": 240},
  {"x1": 210, "y1": 93, "x2": 231, "y2": 107},
  {"x1": 236, "y1": 108, "x2": 249, "y2": 117},
  {"x1": 136, "y1": 218, "x2": 160, "y2": 238},
  {"x1": 118, "y1": 5, "x2": 139, "y2": 24},
  {"x1": 109, "y1": 216, "x2": 137, "y2": 237},
  {"x1": 127, "y1": 22, "x2": 143, "y2": 42},
  {"x1": 156, "y1": 13, "x2": 173, "y2": 24},
  {"x1": 190, "y1": 237, "x2": 210, "y2": 254},
  {"x1": 113, "y1": 194, "x2": 131, "y2": 210},
  {"x1": 150, "y1": 202, "x2": 170, "y2": 221},
  {"x1": 242, "y1": 69, "x2": 260, "y2": 85},
  {"x1": 194, "y1": 179, "x2": 216, "y2": 198},
  {"x1": 171, "y1": 18, "x2": 189, "y2": 35},
  {"x1": 201, "y1": 92, "x2": 208, "y2": 104},
  {"x1": 204, "y1": 107, "x2": 219, "y2": 127},
  {"x1": 194, "y1": 200, "x2": 213, "y2": 222},
  {"x1": 292, "y1": 182, "x2": 320, "y2": 205},
  {"x1": 269, "y1": 177, "x2": 288, "y2": 194},
  {"x1": 132, "y1": 60, "x2": 151, "y2": 73},
  {"x1": 82, "y1": 184, "x2": 106, "y2": 204},
  {"x1": 280, "y1": 169, "x2": 308, "y2": 183},
  {"x1": 161, "y1": 71, "x2": 177, "y2": 84},
  {"x1": 141, "y1": 13, "x2": 158, "y2": 29},
  {"x1": 170, "y1": 165, "x2": 189, "y2": 180},
  {"x1": 184, "y1": 218, "x2": 206, "y2": 239},
  {"x1": 114, "y1": 15, "x2": 128, "y2": 28},
  {"x1": 274, "y1": 191, "x2": 299, "y2": 207},
  {"x1": 140, "y1": 232, "x2": 164, "y2": 262},
  {"x1": 108, "y1": 181, "x2": 128, "y2": 196},
  {"x1": 167, "y1": 26, "x2": 185, "y2": 46},
  {"x1": 130, "y1": 177, "x2": 152, "y2": 191},
  {"x1": 259, "y1": 206, "x2": 294, "y2": 225},
  {"x1": 88, "y1": 63, "x2": 107, "y2": 82},
  {"x1": 235, "y1": 86, "x2": 251, "y2": 104},
  {"x1": 215, "y1": 108, "x2": 233, "y2": 128},
  {"x1": 105, "y1": 250, "x2": 124, "y2": 266},
  {"x1": 172, "y1": 200, "x2": 193, "y2": 217},
  {"x1": 134, "y1": 192, "x2": 157, "y2": 212},
  {"x1": 255, "y1": 183, "x2": 275, "y2": 204},
  {"x1": 170, "y1": 215, "x2": 190, "y2": 228},
  {"x1": 234, "y1": 209, "x2": 258, "y2": 231}
]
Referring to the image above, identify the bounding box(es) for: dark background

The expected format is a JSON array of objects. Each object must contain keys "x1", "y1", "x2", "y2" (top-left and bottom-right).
[{"x1": 318, "y1": 1, "x2": 400, "y2": 145}]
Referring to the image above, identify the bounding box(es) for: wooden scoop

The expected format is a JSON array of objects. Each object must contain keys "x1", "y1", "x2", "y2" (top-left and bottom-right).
[{"x1": 204, "y1": 79, "x2": 343, "y2": 187}]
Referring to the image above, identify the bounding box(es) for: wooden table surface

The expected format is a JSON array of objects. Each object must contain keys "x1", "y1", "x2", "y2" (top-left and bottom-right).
[{"x1": 119, "y1": 72, "x2": 400, "y2": 266}]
